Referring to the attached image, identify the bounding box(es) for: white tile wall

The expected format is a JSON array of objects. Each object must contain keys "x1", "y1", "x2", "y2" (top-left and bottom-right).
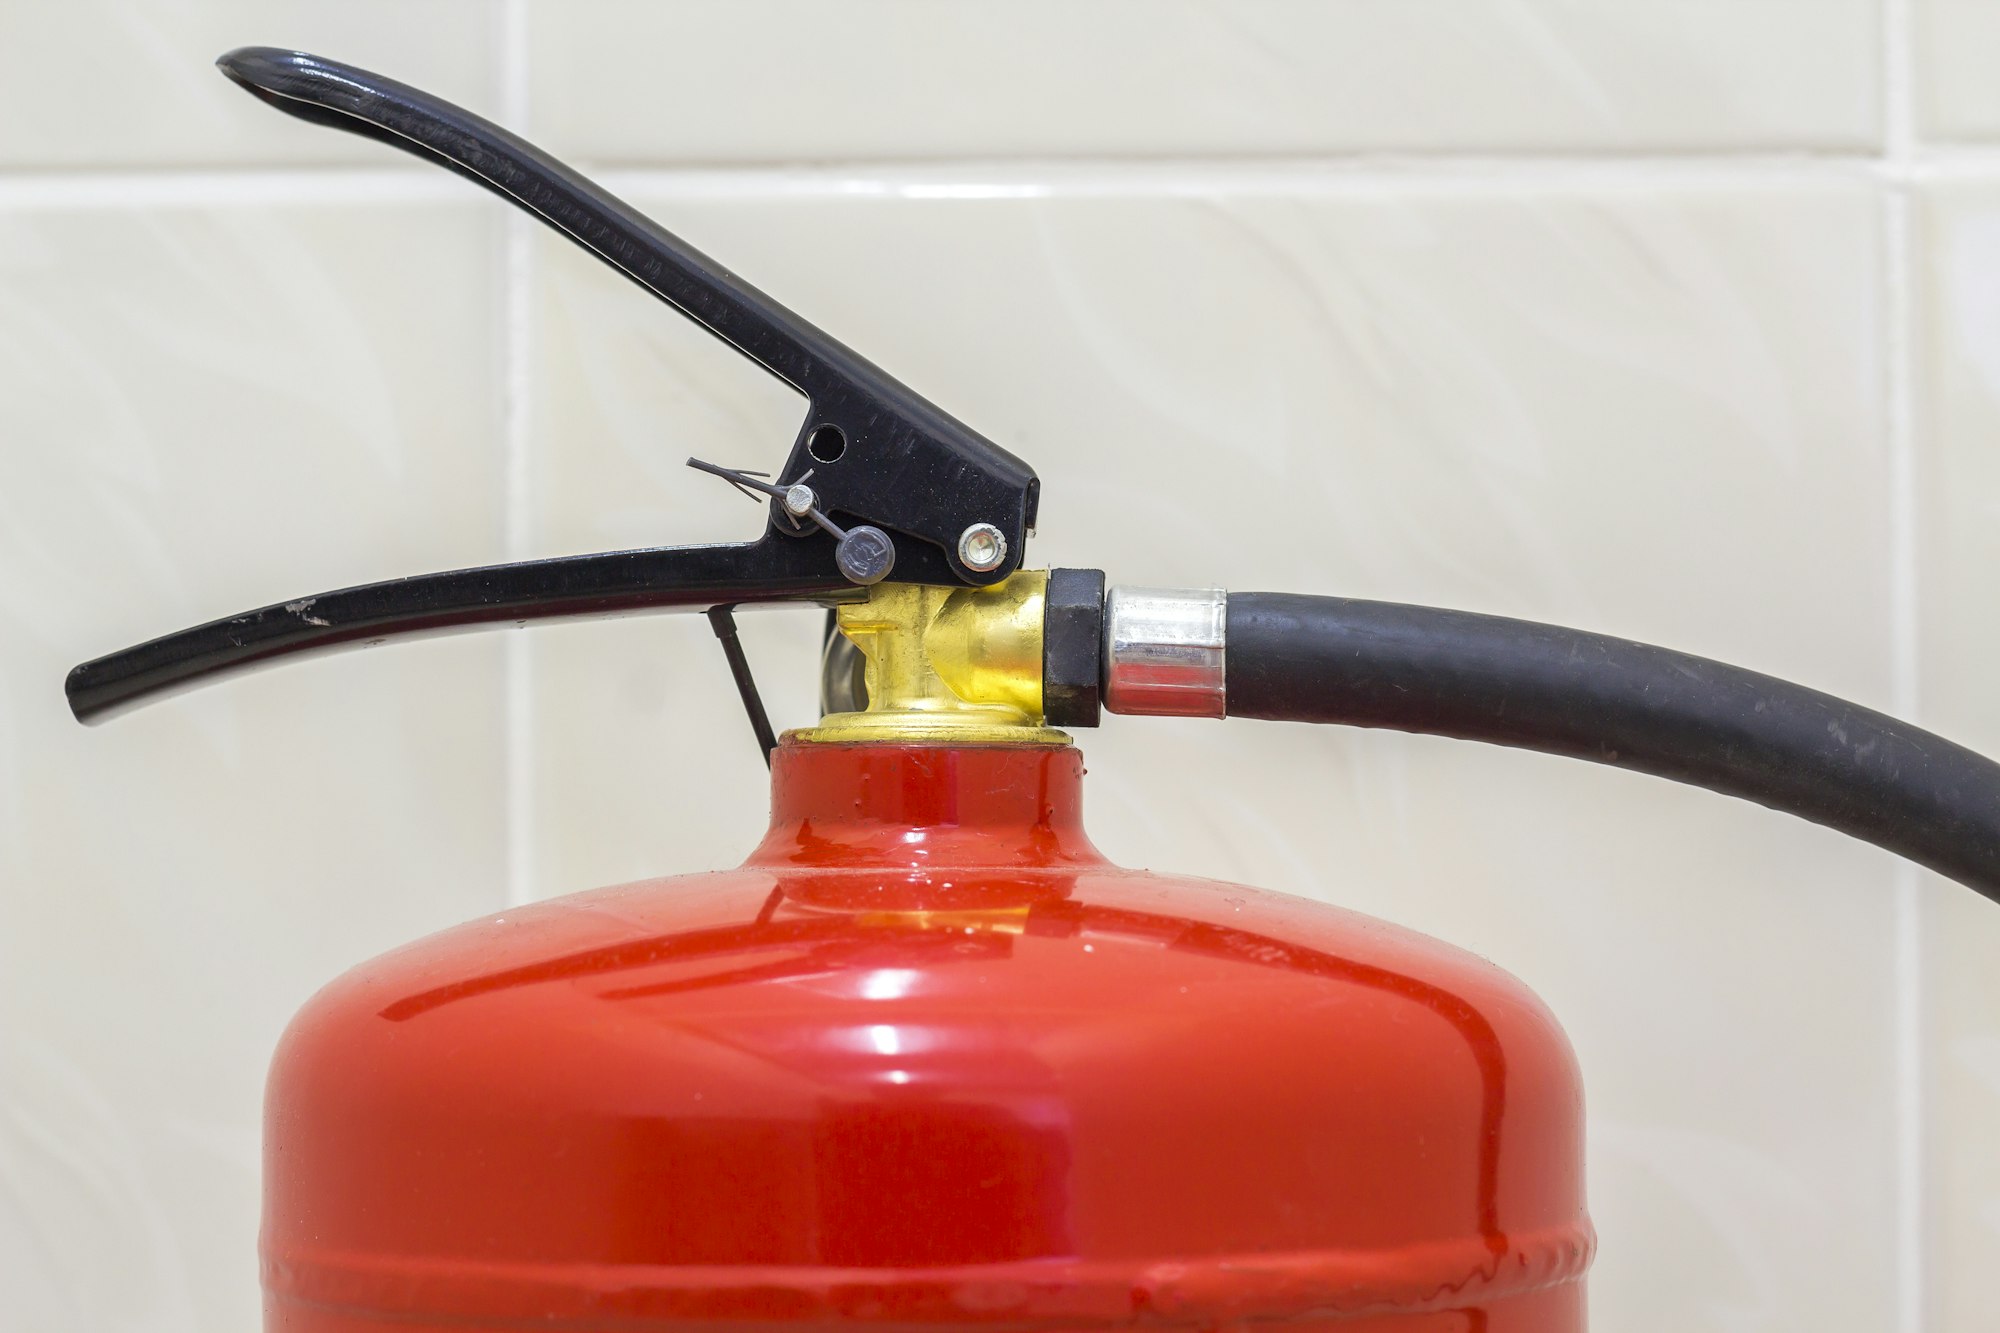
[
  {"x1": 1916, "y1": 0, "x2": 2000, "y2": 140},
  {"x1": 1, "y1": 4, "x2": 1994, "y2": 1332},
  {"x1": 0, "y1": 198, "x2": 511, "y2": 1331},
  {"x1": 0, "y1": 2, "x2": 497, "y2": 169},
  {"x1": 530, "y1": 0, "x2": 1884, "y2": 159}
]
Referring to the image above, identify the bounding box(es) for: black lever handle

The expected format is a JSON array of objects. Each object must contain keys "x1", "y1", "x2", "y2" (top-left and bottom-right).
[
  {"x1": 67, "y1": 49, "x2": 1045, "y2": 723},
  {"x1": 67, "y1": 540, "x2": 859, "y2": 724},
  {"x1": 215, "y1": 47, "x2": 1036, "y2": 577}
]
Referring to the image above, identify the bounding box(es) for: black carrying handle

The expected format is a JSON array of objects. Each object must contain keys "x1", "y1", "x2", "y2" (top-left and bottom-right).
[
  {"x1": 1226, "y1": 593, "x2": 2000, "y2": 900},
  {"x1": 65, "y1": 541, "x2": 858, "y2": 724}
]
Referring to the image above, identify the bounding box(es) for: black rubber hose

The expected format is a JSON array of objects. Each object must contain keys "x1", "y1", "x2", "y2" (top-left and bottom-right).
[{"x1": 1225, "y1": 593, "x2": 2000, "y2": 901}]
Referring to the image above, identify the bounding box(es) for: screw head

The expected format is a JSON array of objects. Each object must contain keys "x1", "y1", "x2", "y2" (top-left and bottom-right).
[
  {"x1": 957, "y1": 522, "x2": 1007, "y2": 573},
  {"x1": 836, "y1": 526, "x2": 896, "y2": 585},
  {"x1": 783, "y1": 483, "x2": 817, "y2": 517}
]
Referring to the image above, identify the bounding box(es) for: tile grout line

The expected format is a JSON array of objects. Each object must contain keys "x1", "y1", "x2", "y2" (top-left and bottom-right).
[
  {"x1": 1887, "y1": 195, "x2": 1927, "y2": 1333},
  {"x1": 0, "y1": 169, "x2": 470, "y2": 208},
  {"x1": 25, "y1": 149, "x2": 2000, "y2": 208},
  {"x1": 1882, "y1": 0, "x2": 1926, "y2": 1328},
  {"x1": 501, "y1": 0, "x2": 537, "y2": 910},
  {"x1": 25, "y1": 149, "x2": 2000, "y2": 212}
]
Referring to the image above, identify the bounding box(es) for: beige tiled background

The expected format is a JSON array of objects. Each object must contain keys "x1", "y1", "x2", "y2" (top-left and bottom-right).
[{"x1": 1, "y1": 3, "x2": 1996, "y2": 1331}]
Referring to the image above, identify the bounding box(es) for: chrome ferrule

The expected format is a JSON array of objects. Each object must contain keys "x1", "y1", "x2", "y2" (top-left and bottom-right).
[{"x1": 1102, "y1": 586, "x2": 1226, "y2": 718}]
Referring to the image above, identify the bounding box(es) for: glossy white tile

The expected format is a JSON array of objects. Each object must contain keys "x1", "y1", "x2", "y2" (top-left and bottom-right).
[
  {"x1": 1915, "y1": 0, "x2": 2000, "y2": 143},
  {"x1": 0, "y1": 199, "x2": 509, "y2": 1332},
  {"x1": 1912, "y1": 181, "x2": 2000, "y2": 1333},
  {"x1": 527, "y1": 0, "x2": 1883, "y2": 161},
  {"x1": 0, "y1": 1, "x2": 496, "y2": 168},
  {"x1": 525, "y1": 180, "x2": 1896, "y2": 1332}
]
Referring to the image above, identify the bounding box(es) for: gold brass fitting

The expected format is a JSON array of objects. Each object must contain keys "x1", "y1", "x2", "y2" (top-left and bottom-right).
[{"x1": 793, "y1": 570, "x2": 1068, "y2": 746}]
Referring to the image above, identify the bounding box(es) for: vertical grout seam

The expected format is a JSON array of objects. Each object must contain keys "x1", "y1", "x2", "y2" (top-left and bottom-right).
[
  {"x1": 1883, "y1": 0, "x2": 1926, "y2": 1327},
  {"x1": 501, "y1": 0, "x2": 537, "y2": 908}
]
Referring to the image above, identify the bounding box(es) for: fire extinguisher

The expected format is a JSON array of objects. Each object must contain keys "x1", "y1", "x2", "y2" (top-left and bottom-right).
[{"x1": 68, "y1": 48, "x2": 2000, "y2": 1333}]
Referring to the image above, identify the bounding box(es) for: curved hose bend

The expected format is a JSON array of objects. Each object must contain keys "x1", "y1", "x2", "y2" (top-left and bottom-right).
[{"x1": 1224, "y1": 593, "x2": 2000, "y2": 901}]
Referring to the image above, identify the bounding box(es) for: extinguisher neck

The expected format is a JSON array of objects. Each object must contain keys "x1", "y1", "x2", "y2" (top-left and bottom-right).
[
  {"x1": 745, "y1": 740, "x2": 1107, "y2": 871},
  {"x1": 795, "y1": 573, "x2": 1073, "y2": 746}
]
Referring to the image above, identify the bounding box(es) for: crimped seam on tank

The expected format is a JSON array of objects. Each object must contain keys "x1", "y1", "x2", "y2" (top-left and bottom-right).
[{"x1": 264, "y1": 1220, "x2": 1595, "y2": 1324}]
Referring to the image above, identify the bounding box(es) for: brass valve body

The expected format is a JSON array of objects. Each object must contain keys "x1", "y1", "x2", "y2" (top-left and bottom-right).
[{"x1": 794, "y1": 570, "x2": 1068, "y2": 746}]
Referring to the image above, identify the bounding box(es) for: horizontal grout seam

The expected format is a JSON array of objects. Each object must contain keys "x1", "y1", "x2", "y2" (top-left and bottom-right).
[{"x1": 14, "y1": 150, "x2": 2000, "y2": 209}]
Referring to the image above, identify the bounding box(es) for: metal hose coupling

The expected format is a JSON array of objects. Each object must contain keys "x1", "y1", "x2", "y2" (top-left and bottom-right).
[{"x1": 1103, "y1": 587, "x2": 1227, "y2": 718}]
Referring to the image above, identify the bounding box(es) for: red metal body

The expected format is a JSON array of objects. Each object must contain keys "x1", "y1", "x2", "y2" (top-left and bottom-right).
[{"x1": 264, "y1": 741, "x2": 1591, "y2": 1331}]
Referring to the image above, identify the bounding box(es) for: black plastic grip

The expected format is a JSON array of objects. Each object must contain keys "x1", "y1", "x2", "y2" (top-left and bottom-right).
[
  {"x1": 214, "y1": 47, "x2": 1036, "y2": 577},
  {"x1": 64, "y1": 540, "x2": 861, "y2": 724},
  {"x1": 1226, "y1": 592, "x2": 2000, "y2": 899}
]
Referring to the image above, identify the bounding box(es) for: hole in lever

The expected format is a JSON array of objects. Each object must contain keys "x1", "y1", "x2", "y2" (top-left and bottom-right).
[{"x1": 807, "y1": 425, "x2": 847, "y2": 464}]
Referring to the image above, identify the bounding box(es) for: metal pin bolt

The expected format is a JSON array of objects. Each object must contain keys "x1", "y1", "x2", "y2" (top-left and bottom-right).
[
  {"x1": 686, "y1": 455, "x2": 895, "y2": 585},
  {"x1": 957, "y1": 523, "x2": 1007, "y2": 573}
]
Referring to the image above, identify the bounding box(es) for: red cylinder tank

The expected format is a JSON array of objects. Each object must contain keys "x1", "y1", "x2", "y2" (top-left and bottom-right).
[{"x1": 263, "y1": 741, "x2": 1591, "y2": 1331}]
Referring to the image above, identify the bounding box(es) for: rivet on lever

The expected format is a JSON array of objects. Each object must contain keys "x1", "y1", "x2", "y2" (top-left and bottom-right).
[{"x1": 957, "y1": 523, "x2": 1008, "y2": 573}]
